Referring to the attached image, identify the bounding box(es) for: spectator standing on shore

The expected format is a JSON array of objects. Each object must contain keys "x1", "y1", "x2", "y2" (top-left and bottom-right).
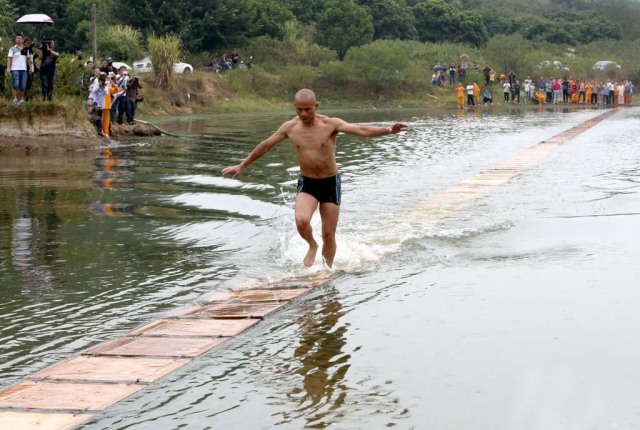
[
  {"x1": 6, "y1": 33, "x2": 32, "y2": 105},
  {"x1": 449, "y1": 65, "x2": 456, "y2": 85},
  {"x1": 22, "y1": 38, "x2": 35, "y2": 102},
  {"x1": 624, "y1": 81, "x2": 632, "y2": 106},
  {"x1": 483, "y1": 64, "x2": 492, "y2": 85},
  {"x1": 39, "y1": 39, "x2": 59, "y2": 101},
  {"x1": 562, "y1": 79, "x2": 570, "y2": 103},
  {"x1": 125, "y1": 76, "x2": 142, "y2": 124},
  {"x1": 552, "y1": 79, "x2": 561, "y2": 104},
  {"x1": 456, "y1": 82, "x2": 464, "y2": 108},
  {"x1": 513, "y1": 80, "x2": 521, "y2": 103},
  {"x1": 545, "y1": 79, "x2": 553, "y2": 103},
  {"x1": 114, "y1": 66, "x2": 130, "y2": 125},
  {"x1": 88, "y1": 76, "x2": 108, "y2": 135},
  {"x1": 502, "y1": 80, "x2": 511, "y2": 102},
  {"x1": 585, "y1": 81, "x2": 593, "y2": 104},
  {"x1": 460, "y1": 54, "x2": 468, "y2": 82},
  {"x1": 473, "y1": 81, "x2": 480, "y2": 105},
  {"x1": 466, "y1": 82, "x2": 475, "y2": 107}
]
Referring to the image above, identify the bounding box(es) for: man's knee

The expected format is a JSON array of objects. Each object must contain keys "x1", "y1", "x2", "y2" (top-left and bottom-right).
[
  {"x1": 321, "y1": 229, "x2": 336, "y2": 244},
  {"x1": 295, "y1": 216, "x2": 311, "y2": 233}
]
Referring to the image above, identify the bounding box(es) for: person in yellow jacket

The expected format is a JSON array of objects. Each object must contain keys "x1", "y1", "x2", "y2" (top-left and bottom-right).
[
  {"x1": 456, "y1": 83, "x2": 464, "y2": 108},
  {"x1": 585, "y1": 81, "x2": 592, "y2": 104},
  {"x1": 473, "y1": 82, "x2": 480, "y2": 105}
]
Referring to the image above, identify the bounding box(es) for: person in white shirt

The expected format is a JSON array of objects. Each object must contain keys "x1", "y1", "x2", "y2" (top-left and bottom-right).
[
  {"x1": 5, "y1": 33, "x2": 33, "y2": 105},
  {"x1": 466, "y1": 83, "x2": 475, "y2": 106},
  {"x1": 503, "y1": 81, "x2": 511, "y2": 102}
]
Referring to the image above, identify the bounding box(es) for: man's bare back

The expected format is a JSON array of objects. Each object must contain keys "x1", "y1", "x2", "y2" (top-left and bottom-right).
[{"x1": 222, "y1": 88, "x2": 407, "y2": 267}]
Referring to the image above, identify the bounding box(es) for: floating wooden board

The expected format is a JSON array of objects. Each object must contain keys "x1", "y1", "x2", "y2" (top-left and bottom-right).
[
  {"x1": 32, "y1": 356, "x2": 190, "y2": 384},
  {"x1": 132, "y1": 318, "x2": 259, "y2": 337},
  {"x1": 0, "y1": 381, "x2": 144, "y2": 411},
  {"x1": 0, "y1": 411, "x2": 92, "y2": 430},
  {"x1": 184, "y1": 302, "x2": 285, "y2": 319},
  {"x1": 202, "y1": 288, "x2": 310, "y2": 303},
  {"x1": 83, "y1": 336, "x2": 226, "y2": 358}
]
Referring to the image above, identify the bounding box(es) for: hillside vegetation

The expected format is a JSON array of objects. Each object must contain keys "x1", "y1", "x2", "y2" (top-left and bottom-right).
[{"x1": 2, "y1": 0, "x2": 639, "y2": 110}]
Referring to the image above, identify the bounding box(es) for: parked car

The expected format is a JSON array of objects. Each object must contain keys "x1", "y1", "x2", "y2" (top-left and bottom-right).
[
  {"x1": 133, "y1": 57, "x2": 193, "y2": 74},
  {"x1": 112, "y1": 62, "x2": 133, "y2": 72},
  {"x1": 592, "y1": 61, "x2": 621, "y2": 71}
]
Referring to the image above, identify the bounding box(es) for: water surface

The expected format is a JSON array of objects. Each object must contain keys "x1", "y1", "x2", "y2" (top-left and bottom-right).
[{"x1": 1, "y1": 106, "x2": 639, "y2": 429}]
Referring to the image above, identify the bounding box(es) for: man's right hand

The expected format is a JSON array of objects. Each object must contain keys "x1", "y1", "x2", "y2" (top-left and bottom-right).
[{"x1": 221, "y1": 164, "x2": 244, "y2": 179}]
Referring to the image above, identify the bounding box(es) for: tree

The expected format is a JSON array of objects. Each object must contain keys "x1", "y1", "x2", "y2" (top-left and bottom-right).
[
  {"x1": 358, "y1": 0, "x2": 417, "y2": 41},
  {"x1": 316, "y1": 0, "x2": 373, "y2": 61},
  {"x1": 115, "y1": 0, "x2": 253, "y2": 52},
  {"x1": 457, "y1": 10, "x2": 489, "y2": 47},
  {"x1": 344, "y1": 40, "x2": 411, "y2": 92},
  {"x1": 282, "y1": 0, "x2": 326, "y2": 24},
  {"x1": 485, "y1": 34, "x2": 531, "y2": 73},
  {"x1": 248, "y1": 0, "x2": 297, "y2": 39},
  {"x1": 412, "y1": 0, "x2": 460, "y2": 43}
]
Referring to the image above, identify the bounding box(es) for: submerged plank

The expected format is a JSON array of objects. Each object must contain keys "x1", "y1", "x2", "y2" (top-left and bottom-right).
[
  {"x1": 202, "y1": 288, "x2": 310, "y2": 303},
  {"x1": 0, "y1": 411, "x2": 92, "y2": 430},
  {"x1": 132, "y1": 318, "x2": 259, "y2": 337},
  {"x1": 0, "y1": 381, "x2": 144, "y2": 411},
  {"x1": 184, "y1": 302, "x2": 285, "y2": 319},
  {"x1": 32, "y1": 356, "x2": 190, "y2": 383},
  {"x1": 83, "y1": 336, "x2": 226, "y2": 358}
]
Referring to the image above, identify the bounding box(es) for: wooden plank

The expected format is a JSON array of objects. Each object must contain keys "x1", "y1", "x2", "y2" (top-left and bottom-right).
[
  {"x1": 132, "y1": 318, "x2": 259, "y2": 337},
  {"x1": 0, "y1": 411, "x2": 92, "y2": 430},
  {"x1": 32, "y1": 356, "x2": 190, "y2": 383},
  {"x1": 184, "y1": 302, "x2": 285, "y2": 319},
  {"x1": 83, "y1": 336, "x2": 226, "y2": 358},
  {"x1": 0, "y1": 381, "x2": 144, "y2": 411},
  {"x1": 202, "y1": 288, "x2": 310, "y2": 303}
]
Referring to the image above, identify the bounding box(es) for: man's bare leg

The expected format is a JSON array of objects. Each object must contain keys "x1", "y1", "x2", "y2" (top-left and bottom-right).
[
  {"x1": 319, "y1": 202, "x2": 340, "y2": 268},
  {"x1": 295, "y1": 193, "x2": 319, "y2": 266}
]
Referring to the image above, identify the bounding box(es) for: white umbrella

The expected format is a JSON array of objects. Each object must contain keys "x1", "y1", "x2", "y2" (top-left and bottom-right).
[{"x1": 16, "y1": 14, "x2": 54, "y2": 24}]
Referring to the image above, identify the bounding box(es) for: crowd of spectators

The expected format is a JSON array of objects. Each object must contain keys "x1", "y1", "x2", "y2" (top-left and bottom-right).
[
  {"x1": 3, "y1": 33, "x2": 59, "y2": 105},
  {"x1": 86, "y1": 57, "x2": 143, "y2": 137}
]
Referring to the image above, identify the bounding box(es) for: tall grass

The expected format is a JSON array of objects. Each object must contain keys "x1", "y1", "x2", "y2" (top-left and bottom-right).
[
  {"x1": 98, "y1": 25, "x2": 145, "y2": 63},
  {"x1": 148, "y1": 34, "x2": 183, "y2": 89}
]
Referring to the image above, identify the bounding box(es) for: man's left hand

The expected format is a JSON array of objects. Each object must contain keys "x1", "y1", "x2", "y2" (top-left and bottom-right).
[{"x1": 390, "y1": 123, "x2": 408, "y2": 134}]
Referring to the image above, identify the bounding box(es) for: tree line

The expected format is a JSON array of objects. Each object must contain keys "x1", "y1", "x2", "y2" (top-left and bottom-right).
[{"x1": 2, "y1": 0, "x2": 638, "y2": 61}]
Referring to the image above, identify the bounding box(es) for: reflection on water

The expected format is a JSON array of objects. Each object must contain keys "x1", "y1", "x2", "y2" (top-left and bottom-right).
[
  {"x1": 285, "y1": 290, "x2": 348, "y2": 427},
  {"x1": 1, "y1": 107, "x2": 640, "y2": 428}
]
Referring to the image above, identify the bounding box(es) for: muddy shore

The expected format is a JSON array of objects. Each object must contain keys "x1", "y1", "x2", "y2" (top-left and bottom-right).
[{"x1": 0, "y1": 117, "x2": 161, "y2": 152}]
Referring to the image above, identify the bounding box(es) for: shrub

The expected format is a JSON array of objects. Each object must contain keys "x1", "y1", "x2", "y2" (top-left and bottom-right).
[
  {"x1": 279, "y1": 64, "x2": 316, "y2": 95},
  {"x1": 148, "y1": 34, "x2": 183, "y2": 89},
  {"x1": 97, "y1": 25, "x2": 145, "y2": 63},
  {"x1": 343, "y1": 41, "x2": 411, "y2": 93}
]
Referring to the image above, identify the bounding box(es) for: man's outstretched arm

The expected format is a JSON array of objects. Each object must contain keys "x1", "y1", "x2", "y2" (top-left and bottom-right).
[
  {"x1": 221, "y1": 126, "x2": 288, "y2": 179},
  {"x1": 334, "y1": 119, "x2": 408, "y2": 137}
]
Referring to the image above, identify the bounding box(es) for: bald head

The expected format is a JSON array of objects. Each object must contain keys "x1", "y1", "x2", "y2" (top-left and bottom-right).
[{"x1": 295, "y1": 89, "x2": 317, "y2": 103}]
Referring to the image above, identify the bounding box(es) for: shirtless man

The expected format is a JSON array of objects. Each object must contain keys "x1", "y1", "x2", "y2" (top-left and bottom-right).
[{"x1": 222, "y1": 89, "x2": 407, "y2": 268}]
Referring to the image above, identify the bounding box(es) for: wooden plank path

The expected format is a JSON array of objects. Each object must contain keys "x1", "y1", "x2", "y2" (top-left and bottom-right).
[{"x1": 0, "y1": 108, "x2": 619, "y2": 429}]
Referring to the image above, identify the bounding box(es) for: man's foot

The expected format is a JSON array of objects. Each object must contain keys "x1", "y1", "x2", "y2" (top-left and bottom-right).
[
  {"x1": 303, "y1": 242, "x2": 318, "y2": 267},
  {"x1": 12, "y1": 99, "x2": 19, "y2": 106}
]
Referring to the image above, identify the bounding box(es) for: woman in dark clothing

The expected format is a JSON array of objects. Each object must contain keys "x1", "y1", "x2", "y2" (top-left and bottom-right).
[
  {"x1": 125, "y1": 76, "x2": 142, "y2": 124},
  {"x1": 40, "y1": 39, "x2": 59, "y2": 101}
]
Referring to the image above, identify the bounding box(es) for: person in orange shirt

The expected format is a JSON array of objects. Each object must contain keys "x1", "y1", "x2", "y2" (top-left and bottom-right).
[
  {"x1": 102, "y1": 74, "x2": 122, "y2": 137},
  {"x1": 473, "y1": 82, "x2": 480, "y2": 105},
  {"x1": 456, "y1": 83, "x2": 464, "y2": 108},
  {"x1": 585, "y1": 81, "x2": 593, "y2": 104}
]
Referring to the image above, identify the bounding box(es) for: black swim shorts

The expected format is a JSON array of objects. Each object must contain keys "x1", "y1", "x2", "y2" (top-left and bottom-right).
[{"x1": 296, "y1": 174, "x2": 341, "y2": 205}]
